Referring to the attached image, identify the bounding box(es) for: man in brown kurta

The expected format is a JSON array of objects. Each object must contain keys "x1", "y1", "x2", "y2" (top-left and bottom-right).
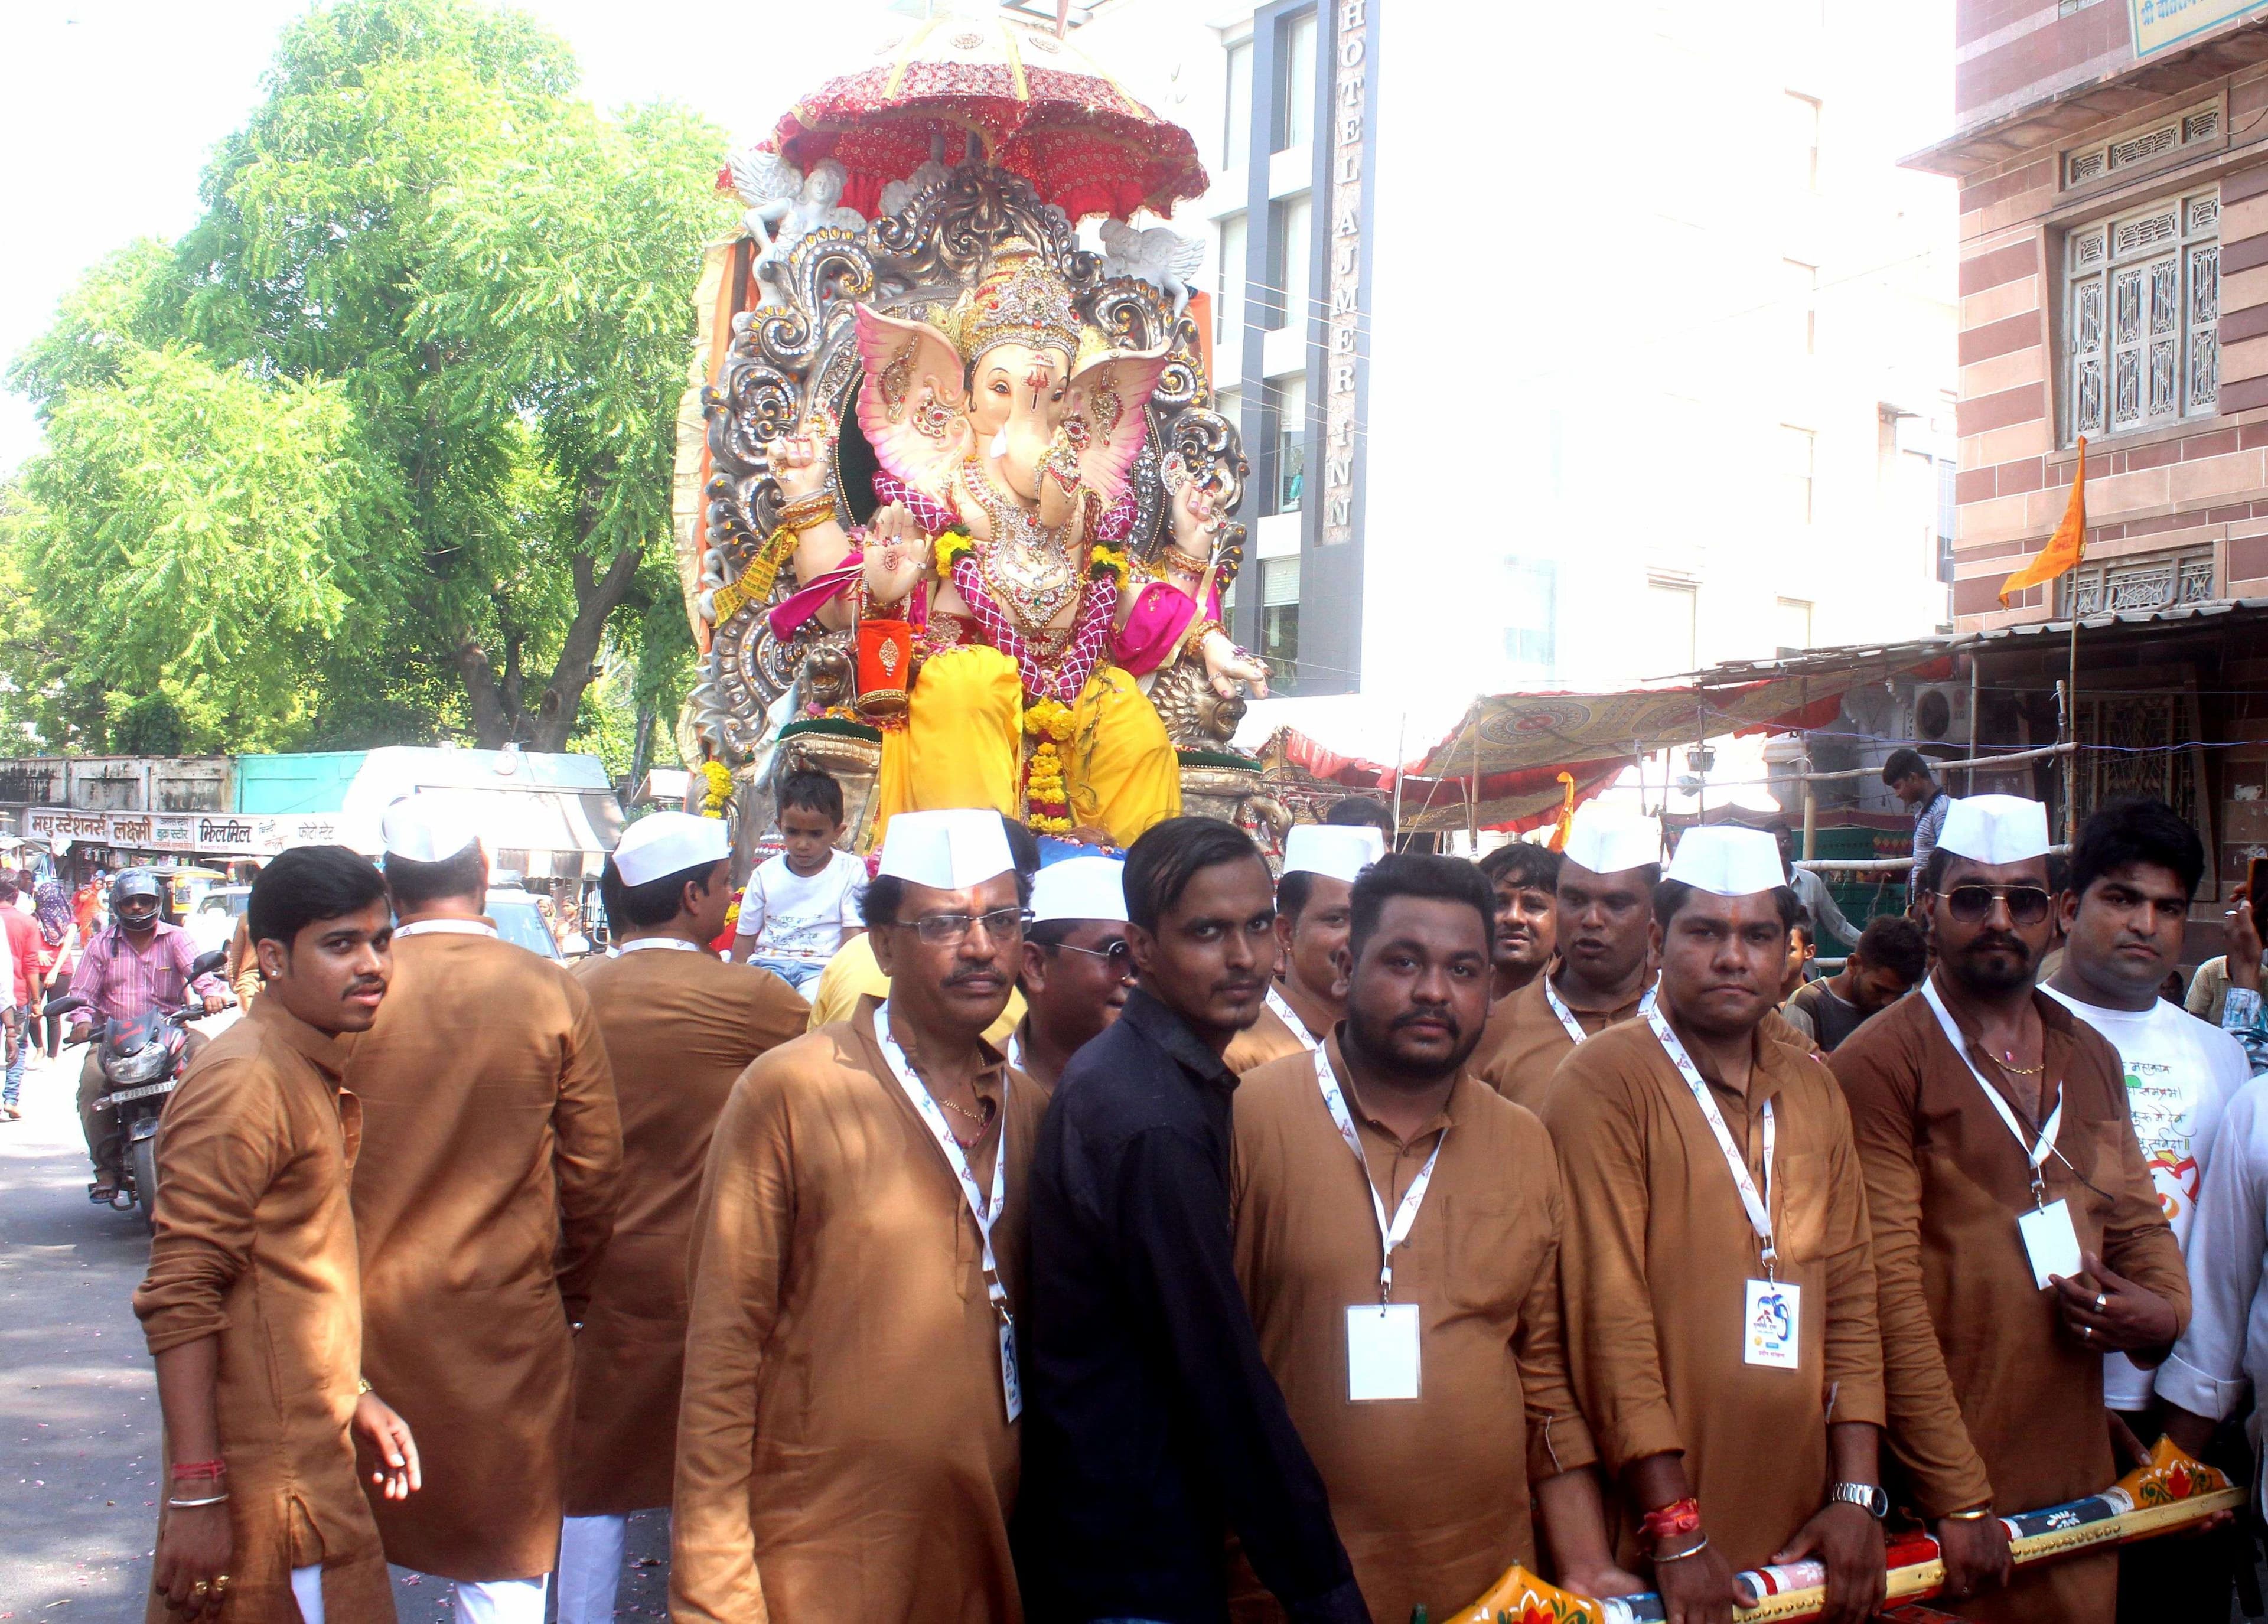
[
  {"x1": 1549, "y1": 827, "x2": 1889, "y2": 1623},
  {"x1": 135, "y1": 846, "x2": 417, "y2": 1624},
  {"x1": 1231, "y1": 855, "x2": 1631, "y2": 1623},
  {"x1": 1477, "y1": 806, "x2": 1661, "y2": 1110},
  {"x1": 672, "y1": 808, "x2": 1041, "y2": 1623},
  {"x1": 347, "y1": 805, "x2": 621, "y2": 1618},
  {"x1": 553, "y1": 813, "x2": 806, "y2": 1624},
  {"x1": 1009, "y1": 853, "x2": 1132, "y2": 1091},
  {"x1": 1223, "y1": 825, "x2": 1381, "y2": 1075},
  {"x1": 1832, "y1": 795, "x2": 2188, "y2": 1624}
]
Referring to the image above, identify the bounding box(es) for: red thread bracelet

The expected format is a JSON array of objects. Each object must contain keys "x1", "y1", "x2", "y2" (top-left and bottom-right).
[
  {"x1": 1640, "y1": 1496, "x2": 1702, "y2": 1545},
  {"x1": 170, "y1": 1460, "x2": 227, "y2": 1479}
]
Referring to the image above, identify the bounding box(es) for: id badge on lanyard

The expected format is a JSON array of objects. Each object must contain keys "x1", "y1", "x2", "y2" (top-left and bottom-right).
[
  {"x1": 1313, "y1": 1047, "x2": 1441, "y2": 1401},
  {"x1": 1920, "y1": 980, "x2": 2078, "y2": 1289},
  {"x1": 1646, "y1": 1008, "x2": 1799, "y2": 1371},
  {"x1": 874, "y1": 1002, "x2": 1021, "y2": 1421}
]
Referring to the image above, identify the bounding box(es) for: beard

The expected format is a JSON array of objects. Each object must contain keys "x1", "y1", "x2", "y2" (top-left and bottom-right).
[
  {"x1": 1945, "y1": 932, "x2": 2039, "y2": 996},
  {"x1": 1344, "y1": 1001, "x2": 1479, "y2": 1084}
]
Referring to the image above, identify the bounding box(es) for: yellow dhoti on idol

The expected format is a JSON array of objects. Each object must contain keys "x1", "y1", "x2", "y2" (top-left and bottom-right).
[{"x1": 876, "y1": 644, "x2": 1181, "y2": 848}]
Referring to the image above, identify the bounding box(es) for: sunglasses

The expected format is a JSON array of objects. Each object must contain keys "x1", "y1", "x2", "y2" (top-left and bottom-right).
[
  {"x1": 1935, "y1": 885, "x2": 2054, "y2": 927},
  {"x1": 1055, "y1": 938, "x2": 1135, "y2": 976}
]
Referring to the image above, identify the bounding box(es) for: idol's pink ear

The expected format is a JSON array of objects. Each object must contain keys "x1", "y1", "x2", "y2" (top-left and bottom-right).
[
  {"x1": 853, "y1": 305, "x2": 972, "y2": 490},
  {"x1": 1063, "y1": 345, "x2": 1171, "y2": 510}
]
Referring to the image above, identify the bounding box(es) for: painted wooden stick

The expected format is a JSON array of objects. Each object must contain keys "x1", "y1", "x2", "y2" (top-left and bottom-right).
[{"x1": 1440, "y1": 1437, "x2": 2241, "y2": 1624}]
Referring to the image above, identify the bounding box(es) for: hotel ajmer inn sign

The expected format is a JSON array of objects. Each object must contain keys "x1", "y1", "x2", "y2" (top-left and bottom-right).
[{"x1": 2132, "y1": 0, "x2": 2268, "y2": 56}]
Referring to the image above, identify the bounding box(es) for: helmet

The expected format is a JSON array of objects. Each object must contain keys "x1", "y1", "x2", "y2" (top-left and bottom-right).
[{"x1": 113, "y1": 869, "x2": 162, "y2": 930}]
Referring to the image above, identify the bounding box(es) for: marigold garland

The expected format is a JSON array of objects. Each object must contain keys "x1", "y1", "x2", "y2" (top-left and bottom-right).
[
  {"x1": 699, "y1": 758, "x2": 734, "y2": 818},
  {"x1": 1022, "y1": 700, "x2": 1074, "y2": 834},
  {"x1": 934, "y1": 527, "x2": 976, "y2": 575},
  {"x1": 1088, "y1": 534, "x2": 1128, "y2": 587}
]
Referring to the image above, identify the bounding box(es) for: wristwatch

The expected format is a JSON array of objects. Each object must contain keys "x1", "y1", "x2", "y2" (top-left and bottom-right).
[{"x1": 1829, "y1": 1482, "x2": 1889, "y2": 1519}]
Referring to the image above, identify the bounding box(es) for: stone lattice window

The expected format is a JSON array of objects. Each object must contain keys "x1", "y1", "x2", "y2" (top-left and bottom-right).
[
  {"x1": 2062, "y1": 546, "x2": 2215, "y2": 615},
  {"x1": 2064, "y1": 187, "x2": 2218, "y2": 443}
]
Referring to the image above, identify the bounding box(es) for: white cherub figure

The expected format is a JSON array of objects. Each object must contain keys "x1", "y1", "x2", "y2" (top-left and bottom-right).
[
  {"x1": 729, "y1": 150, "x2": 866, "y2": 278},
  {"x1": 1099, "y1": 220, "x2": 1207, "y2": 318}
]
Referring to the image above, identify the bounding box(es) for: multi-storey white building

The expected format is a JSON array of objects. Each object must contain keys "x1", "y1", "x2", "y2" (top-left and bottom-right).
[{"x1": 1071, "y1": 0, "x2": 1962, "y2": 755}]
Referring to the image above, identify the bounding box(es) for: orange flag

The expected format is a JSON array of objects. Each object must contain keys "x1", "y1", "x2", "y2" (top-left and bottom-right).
[
  {"x1": 2000, "y1": 436, "x2": 2086, "y2": 605},
  {"x1": 1547, "y1": 771, "x2": 1577, "y2": 852}
]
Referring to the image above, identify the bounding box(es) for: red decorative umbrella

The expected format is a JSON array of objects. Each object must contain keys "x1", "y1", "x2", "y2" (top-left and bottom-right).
[{"x1": 765, "y1": 14, "x2": 1208, "y2": 221}]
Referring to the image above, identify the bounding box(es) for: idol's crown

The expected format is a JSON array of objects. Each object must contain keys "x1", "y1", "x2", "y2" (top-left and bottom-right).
[{"x1": 954, "y1": 240, "x2": 1082, "y2": 366}]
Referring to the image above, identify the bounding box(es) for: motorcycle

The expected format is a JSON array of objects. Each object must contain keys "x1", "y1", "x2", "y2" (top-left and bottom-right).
[{"x1": 45, "y1": 947, "x2": 230, "y2": 1231}]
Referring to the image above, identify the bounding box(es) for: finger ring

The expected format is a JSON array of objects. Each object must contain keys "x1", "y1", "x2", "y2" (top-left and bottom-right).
[
  {"x1": 2095, "y1": 1292, "x2": 2109, "y2": 1312},
  {"x1": 2083, "y1": 1324, "x2": 2093, "y2": 1339}
]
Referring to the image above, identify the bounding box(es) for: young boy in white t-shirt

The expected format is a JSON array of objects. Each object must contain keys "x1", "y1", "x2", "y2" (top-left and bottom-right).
[{"x1": 732, "y1": 769, "x2": 865, "y2": 992}]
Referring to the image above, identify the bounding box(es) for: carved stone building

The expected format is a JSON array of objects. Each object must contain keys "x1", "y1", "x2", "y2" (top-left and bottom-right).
[{"x1": 1909, "y1": 0, "x2": 2268, "y2": 627}]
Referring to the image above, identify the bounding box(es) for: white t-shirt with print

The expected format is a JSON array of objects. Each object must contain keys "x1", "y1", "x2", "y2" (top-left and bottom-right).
[
  {"x1": 2045, "y1": 984, "x2": 2253, "y2": 1408},
  {"x1": 734, "y1": 849, "x2": 866, "y2": 963}
]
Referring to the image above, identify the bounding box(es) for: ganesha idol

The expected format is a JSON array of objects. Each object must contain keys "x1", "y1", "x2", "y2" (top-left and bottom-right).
[{"x1": 760, "y1": 239, "x2": 1268, "y2": 844}]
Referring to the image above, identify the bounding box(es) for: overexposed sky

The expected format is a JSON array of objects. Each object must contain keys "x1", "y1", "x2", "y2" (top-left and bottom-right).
[{"x1": 0, "y1": 0, "x2": 906, "y2": 472}]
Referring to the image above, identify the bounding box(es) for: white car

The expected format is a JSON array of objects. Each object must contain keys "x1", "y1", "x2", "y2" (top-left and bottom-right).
[{"x1": 187, "y1": 885, "x2": 251, "y2": 957}]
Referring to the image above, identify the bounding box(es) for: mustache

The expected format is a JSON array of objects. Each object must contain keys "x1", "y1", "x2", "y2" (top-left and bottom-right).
[
  {"x1": 945, "y1": 966, "x2": 1006, "y2": 987},
  {"x1": 1389, "y1": 1008, "x2": 1459, "y2": 1038}
]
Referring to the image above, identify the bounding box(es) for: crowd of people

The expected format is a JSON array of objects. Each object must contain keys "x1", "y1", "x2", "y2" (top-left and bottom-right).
[{"x1": 94, "y1": 765, "x2": 2268, "y2": 1624}]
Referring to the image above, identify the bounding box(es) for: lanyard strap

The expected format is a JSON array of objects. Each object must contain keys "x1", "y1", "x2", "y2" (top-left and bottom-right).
[
  {"x1": 874, "y1": 1002, "x2": 1011, "y2": 1319},
  {"x1": 1645, "y1": 1006, "x2": 1778, "y2": 1279},
  {"x1": 1544, "y1": 972, "x2": 1660, "y2": 1048},
  {"x1": 1266, "y1": 984, "x2": 1321, "y2": 1051},
  {"x1": 1311, "y1": 1046, "x2": 1446, "y2": 1303},
  {"x1": 1920, "y1": 976, "x2": 2062, "y2": 1205}
]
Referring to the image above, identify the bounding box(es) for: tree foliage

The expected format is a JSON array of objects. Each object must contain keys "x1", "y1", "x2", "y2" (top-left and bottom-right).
[{"x1": 2, "y1": 0, "x2": 730, "y2": 756}]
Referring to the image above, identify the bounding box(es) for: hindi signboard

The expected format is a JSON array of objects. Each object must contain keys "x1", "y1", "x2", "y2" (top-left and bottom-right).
[{"x1": 2130, "y1": 0, "x2": 2268, "y2": 57}]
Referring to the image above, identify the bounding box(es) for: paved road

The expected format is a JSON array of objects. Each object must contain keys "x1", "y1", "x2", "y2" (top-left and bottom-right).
[{"x1": 0, "y1": 1036, "x2": 673, "y2": 1622}]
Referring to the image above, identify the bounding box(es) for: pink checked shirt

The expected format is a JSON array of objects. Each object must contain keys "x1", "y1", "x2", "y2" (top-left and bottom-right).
[{"x1": 67, "y1": 921, "x2": 219, "y2": 1025}]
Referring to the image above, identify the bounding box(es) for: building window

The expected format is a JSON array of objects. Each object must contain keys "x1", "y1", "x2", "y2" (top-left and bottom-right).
[
  {"x1": 2064, "y1": 546, "x2": 2215, "y2": 615},
  {"x1": 1775, "y1": 597, "x2": 1814, "y2": 657},
  {"x1": 1267, "y1": 193, "x2": 1311, "y2": 332},
  {"x1": 1780, "y1": 425, "x2": 1816, "y2": 525},
  {"x1": 1223, "y1": 39, "x2": 1253, "y2": 171},
  {"x1": 1644, "y1": 581, "x2": 1698, "y2": 673},
  {"x1": 1218, "y1": 213, "x2": 1247, "y2": 348},
  {"x1": 1503, "y1": 559, "x2": 1556, "y2": 674},
  {"x1": 2064, "y1": 188, "x2": 2218, "y2": 442},
  {"x1": 1784, "y1": 93, "x2": 1821, "y2": 191},
  {"x1": 1276, "y1": 9, "x2": 1317, "y2": 154},
  {"x1": 1260, "y1": 555, "x2": 1301, "y2": 690},
  {"x1": 1783, "y1": 259, "x2": 1817, "y2": 357},
  {"x1": 2062, "y1": 100, "x2": 2218, "y2": 189},
  {"x1": 1273, "y1": 372, "x2": 1307, "y2": 514}
]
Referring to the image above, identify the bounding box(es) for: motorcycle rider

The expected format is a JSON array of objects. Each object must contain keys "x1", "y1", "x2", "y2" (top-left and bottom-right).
[{"x1": 67, "y1": 868, "x2": 225, "y2": 1201}]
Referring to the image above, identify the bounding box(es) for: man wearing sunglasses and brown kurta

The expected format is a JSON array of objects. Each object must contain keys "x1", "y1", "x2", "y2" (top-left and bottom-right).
[{"x1": 1832, "y1": 795, "x2": 2186, "y2": 1624}]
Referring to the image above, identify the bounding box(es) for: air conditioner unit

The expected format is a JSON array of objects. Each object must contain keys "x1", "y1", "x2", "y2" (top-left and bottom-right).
[{"x1": 1907, "y1": 683, "x2": 1972, "y2": 745}]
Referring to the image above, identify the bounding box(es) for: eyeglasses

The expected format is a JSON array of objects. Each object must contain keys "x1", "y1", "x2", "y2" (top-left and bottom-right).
[
  {"x1": 901, "y1": 906, "x2": 1030, "y2": 945},
  {"x1": 1936, "y1": 885, "x2": 2054, "y2": 927},
  {"x1": 1054, "y1": 938, "x2": 1135, "y2": 975}
]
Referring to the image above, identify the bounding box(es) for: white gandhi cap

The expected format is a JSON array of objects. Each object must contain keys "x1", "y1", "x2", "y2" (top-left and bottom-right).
[
  {"x1": 612, "y1": 811, "x2": 730, "y2": 888},
  {"x1": 1282, "y1": 824, "x2": 1386, "y2": 886},
  {"x1": 1666, "y1": 825, "x2": 1788, "y2": 898},
  {"x1": 1030, "y1": 855, "x2": 1129, "y2": 925},
  {"x1": 1561, "y1": 801, "x2": 1662, "y2": 876},
  {"x1": 877, "y1": 808, "x2": 1015, "y2": 891},
  {"x1": 380, "y1": 795, "x2": 481, "y2": 864},
  {"x1": 1935, "y1": 794, "x2": 2051, "y2": 866}
]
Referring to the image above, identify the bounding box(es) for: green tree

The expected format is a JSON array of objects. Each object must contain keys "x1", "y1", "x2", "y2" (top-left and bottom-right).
[{"x1": 5, "y1": 0, "x2": 725, "y2": 754}]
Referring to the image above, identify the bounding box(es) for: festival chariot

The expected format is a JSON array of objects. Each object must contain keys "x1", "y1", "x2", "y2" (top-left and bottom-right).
[{"x1": 669, "y1": 9, "x2": 1308, "y2": 862}]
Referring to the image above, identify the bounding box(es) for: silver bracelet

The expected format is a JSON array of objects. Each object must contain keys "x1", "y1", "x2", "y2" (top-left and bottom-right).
[{"x1": 167, "y1": 1493, "x2": 229, "y2": 1509}]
